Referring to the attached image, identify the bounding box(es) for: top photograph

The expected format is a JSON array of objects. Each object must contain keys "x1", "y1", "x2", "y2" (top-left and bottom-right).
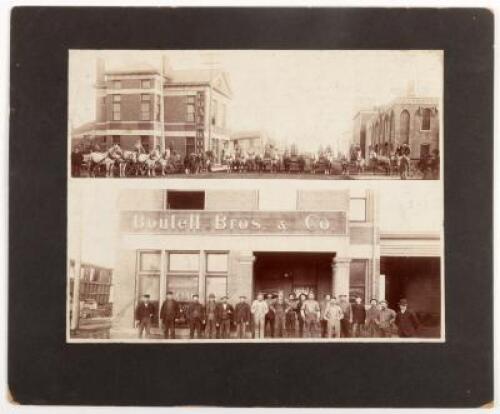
[{"x1": 69, "y1": 50, "x2": 442, "y2": 180}]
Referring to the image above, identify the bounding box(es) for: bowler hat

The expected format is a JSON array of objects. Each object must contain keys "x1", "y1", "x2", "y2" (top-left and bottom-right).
[
  {"x1": 166, "y1": 291, "x2": 173, "y2": 295},
  {"x1": 143, "y1": 294, "x2": 150, "y2": 298},
  {"x1": 399, "y1": 299, "x2": 408, "y2": 306}
]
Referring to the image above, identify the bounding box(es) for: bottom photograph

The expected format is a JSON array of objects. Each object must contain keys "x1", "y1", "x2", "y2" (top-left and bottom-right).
[{"x1": 67, "y1": 181, "x2": 443, "y2": 342}]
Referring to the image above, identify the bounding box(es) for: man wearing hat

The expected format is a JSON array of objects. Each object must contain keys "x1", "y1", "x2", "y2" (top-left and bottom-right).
[
  {"x1": 160, "y1": 291, "x2": 179, "y2": 339},
  {"x1": 285, "y1": 293, "x2": 298, "y2": 338},
  {"x1": 351, "y1": 296, "x2": 366, "y2": 338},
  {"x1": 378, "y1": 300, "x2": 396, "y2": 338},
  {"x1": 216, "y1": 296, "x2": 234, "y2": 339},
  {"x1": 205, "y1": 293, "x2": 218, "y2": 339},
  {"x1": 338, "y1": 294, "x2": 352, "y2": 337},
  {"x1": 395, "y1": 299, "x2": 420, "y2": 337},
  {"x1": 186, "y1": 294, "x2": 205, "y2": 339},
  {"x1": 251, "y1": 292, "x2": 269, "y2": 339},
  {"x1": 273, "y1": 292, "x2": 290, "y2": 338},
  {"x1": 234, "y1": 295, "x2": 251, "y2": 339},
  {"x1": 300, "y1": 292, "x2": 321, "y2": 338},
  {"x1": 264, "y1": 293, "x2": 276, "y2": 338},
  {"x1": 135, "y1": 294, "x2": 155, "y2": 339},
  {"x1": 365, "y1": 298, "x2": 380, "y2": 338},
  {"x1": 323, "y1": 296, "x2": 344, "y2": 338}
]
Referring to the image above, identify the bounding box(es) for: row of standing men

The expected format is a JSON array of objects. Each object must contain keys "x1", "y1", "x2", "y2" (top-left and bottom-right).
[{"x1": 135, "y1": 291, "x2": 420, "y2": 339}]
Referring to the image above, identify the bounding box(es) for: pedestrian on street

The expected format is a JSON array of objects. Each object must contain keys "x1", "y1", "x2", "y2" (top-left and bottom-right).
[
  {"x1": 216, "y1": 296, "x2": 234, "y2": 339},
  {"x1": 365, "y1": 299, "x2": 380, "y2": 338},
  {"x1": 273, "y1": 292, "x2": 289, "y2": 338},
  {"x1": 204, "y1": 293, "x2": 218, "y2": 339},
  {"x1": 265, "y1": 293, "x2": 276, "y2": 338},
  {"x1": 285, "y1": 293, "x2": 298, "y2": 337},
  {"x1": 71, "y1": 146, "x2": 84, "y2": 177},
  {"x1": 378, "y1": 300, "x2": 396, "y2": 338},
  {"x1": 324, "y1": 296, "x2": 344, "y2": 338},
  {"x1": 301, "y1": 292, "x2": 321, "y2": 338},
  {"x1": 338, "y1": 294, "x2": 352, "y2": 337},
  {"x1": 234, "y1": 295, "x2": 251, "y2": 339},
  {"x1": 351, "y1": 296, "x2": 366, "y2": 337},
  {"x1": 186, "y1": 294, "x2": 204, "y2": 339},
  {"x1": 319, "y1": 293, "x2": 332, "y2": 338},
  {"x1": 135, "y1": 294, "x2": 155, "y2": 339},
  {"x1": 160, "y1": 291, "x2": 179, "y2": 339},
  {"x1": 395, "y1": 299, "x2": 420, "y2": 338}
]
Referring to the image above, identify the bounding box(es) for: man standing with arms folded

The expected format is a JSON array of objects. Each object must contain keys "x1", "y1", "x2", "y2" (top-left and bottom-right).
[
  {"x1": 186, "y1": 294, "x2": 204, "y2": 339},
  {"x1": 324, "y1": 296, "x2": 344, "y2": 338},
  {"x1": 251, "y1": 292, "x2": 269, "y2": 339},
  {"x1": 301, "y1": 292, "x2": 321, "y2": 338},
  {"x1": 378, "y1": 300, "x2": 396, "y2": 338},
  {"x1": 338, "y1": 294, "x2": 352, "y2": 338},
  {"x1": 351, "y1": 296, "x2": 366, "y2": 338},
  {"x1": 234, "y1": 295, "x2": 251, "y2": 339},
  {"x1": 135, "y1": 294, "x2": 155, "y2": 339},
  {"x1": 160, "y1": 291, "x2": 179, "y2": 339},
  {"x1": 216, "y1": 296, "x2": 234, "y2": 339}
]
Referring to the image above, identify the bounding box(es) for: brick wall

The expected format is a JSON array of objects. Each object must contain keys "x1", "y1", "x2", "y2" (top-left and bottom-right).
[{"x1": 164, "y1": 96, "x2": 187, "y2": 123}]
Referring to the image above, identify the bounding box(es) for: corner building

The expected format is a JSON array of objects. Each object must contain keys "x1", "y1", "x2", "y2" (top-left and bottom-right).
[{"x1": 112, "y1": 188, "x2": 441, "y2": 336}]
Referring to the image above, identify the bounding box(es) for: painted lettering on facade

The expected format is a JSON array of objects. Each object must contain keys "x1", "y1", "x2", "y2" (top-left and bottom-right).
[{"x1": 121, "y1": 211, "x2": 347, "y2": 235}]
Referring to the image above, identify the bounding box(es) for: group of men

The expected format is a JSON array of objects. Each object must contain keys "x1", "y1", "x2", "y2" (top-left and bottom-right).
[{"x1": 135, "y1": 291, "x2": 420, "y2": 340}]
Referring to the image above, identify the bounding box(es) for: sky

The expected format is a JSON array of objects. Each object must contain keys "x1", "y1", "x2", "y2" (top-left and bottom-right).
[{"x1": 69, "y1": 50, "x2": 443, "y2": 152}]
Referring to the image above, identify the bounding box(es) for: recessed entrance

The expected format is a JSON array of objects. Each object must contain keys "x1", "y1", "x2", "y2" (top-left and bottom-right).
[{"x1": 253, "y1": 252, "x2": 335, "y2": 298}]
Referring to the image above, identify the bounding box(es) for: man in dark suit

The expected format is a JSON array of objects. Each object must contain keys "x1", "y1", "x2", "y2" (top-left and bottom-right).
[
  {"x1": 216, "y1": 296, "x2": 234, "y2": 339},
  {"x1": 186, "y1": 294, "x2": 205, "y2": 339},
  {"x1": 233, "y1": 295, "x2": 251, "y2": 339},
  {"x1": 395, "y1": 299, "x2": 420, "y2": 337},
  {"x1": 135, "y1": 294, "x2": 155, "y2": 339},
  {"x1": 160, "y1": 291, "x2": 179, "y2": 339}
]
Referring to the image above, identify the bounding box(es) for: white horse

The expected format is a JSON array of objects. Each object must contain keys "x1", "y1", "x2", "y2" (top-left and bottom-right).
[
  {"x1": 117, "y1": 150, "x2": 137, "y2": 177},
  {"x1": 86, "y1": 151, "x2": 116, "y2": 177}
]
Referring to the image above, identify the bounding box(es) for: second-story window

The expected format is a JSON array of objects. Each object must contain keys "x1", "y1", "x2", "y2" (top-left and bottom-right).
[
  {"x1": 140, "y1": 102, "x2": 150, "y2": 121},
  {"x1": 141, "y1": 79, "x2": 151, "y2": 89},
  {"x1": 112, "y1": 102, "x2": 121, "y2": 121},
  {"x1": 113, "y1": 80, "x2": 121, "y2": 89}
]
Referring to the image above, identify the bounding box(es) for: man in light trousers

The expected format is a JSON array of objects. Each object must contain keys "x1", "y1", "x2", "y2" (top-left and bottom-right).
[
  {"x1": 324, "y1": 296, "x2": 344, "y2": 338},
  {"x1": 251, "y1": 292, "x2": 269, "y2": 339}
]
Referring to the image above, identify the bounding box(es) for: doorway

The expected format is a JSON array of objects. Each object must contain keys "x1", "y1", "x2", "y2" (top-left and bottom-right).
[{"x1": 253, "y1": 252, "x2": 334, "y2": 298}]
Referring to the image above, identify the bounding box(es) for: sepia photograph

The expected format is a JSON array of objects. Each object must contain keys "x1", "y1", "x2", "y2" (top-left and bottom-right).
[
  {"x1": 67, "y1": 180, "x2": 443, "y2": 342},
  {"x1": 69, "y1": 50, "x2": 442, "y2": 180}
]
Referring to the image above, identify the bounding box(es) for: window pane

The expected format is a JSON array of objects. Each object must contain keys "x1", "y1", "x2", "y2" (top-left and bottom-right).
[
  {"x1": 139, "y1": 274, "x2": 160, "y2": 301},
  {"x1": 141, "y1": 80, "x2": 151, "y2": 88},
  {"x1": 169, "y1": 253, "x2": 199, "y2": 272},
  {"x1": 207, "y1": 253, "x2": 228, "y2": 272},
  {"x1": 167, "y1": 275, "x2": 198, "y2": 302},
  {"x1": 113, "y1": 94, "x2": 121, "y2": 102},
  {"x1": 140, "y1": 252, "x2": 160, "y2": 271},
  {"x1": 350, "y1": 198, "x2": 366, "y2": 221},
  {"x1": 113, "y1": 103, "x2": 121, "y2": 111},
  {"x1": 206, "y1": 276, "x2": 227, "y2": 302}
]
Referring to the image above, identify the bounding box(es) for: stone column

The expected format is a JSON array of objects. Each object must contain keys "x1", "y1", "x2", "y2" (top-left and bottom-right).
[{"x1": 332, "y1": 257, "x2": 351, "y2": 298}]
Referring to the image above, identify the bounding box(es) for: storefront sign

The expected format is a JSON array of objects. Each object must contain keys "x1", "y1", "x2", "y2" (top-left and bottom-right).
[{"x1": 121, "y1": 211, "x2": 347, "y2": 236}]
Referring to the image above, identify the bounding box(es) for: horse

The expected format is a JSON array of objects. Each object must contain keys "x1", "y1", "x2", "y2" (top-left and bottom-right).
[
  {"x1": 116, "y1": 150, "x2": 137, "y2": 177},
  {"x1": 86, "y1": 151, "x2": 116, "y2": 177},
  {"x1": 373, "y1": 155, "x2": 392, "y2": 175},
  {"x1": 399, "y1": 155, "x2": 410, "y2": 180}
]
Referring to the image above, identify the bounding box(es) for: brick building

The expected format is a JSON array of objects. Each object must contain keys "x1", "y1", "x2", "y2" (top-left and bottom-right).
[
  {"x1": 352, "y1": 96, "x2": 440, "y2": 160},
  {"x1": 72, "y1": 60, "x2": 232, "y2": 161},
  {"x1": 103, "y1": 187, "x2": 441, "y2": 339}
]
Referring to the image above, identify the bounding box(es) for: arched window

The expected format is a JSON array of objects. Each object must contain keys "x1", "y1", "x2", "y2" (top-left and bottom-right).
[
  {"x1": 400, "y1": 110, "x2": 410, "y2": 145},
  {"x1": 421, "y1": 108, "x2": 431, "y2": 131}
]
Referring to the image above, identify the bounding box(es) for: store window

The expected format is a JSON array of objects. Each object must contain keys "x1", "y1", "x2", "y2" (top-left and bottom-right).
[
  {"x1": 205, "y1": 252, "x2": 228, "y2": 302},
  {"x1": 166, "y1": 190, "x2": 205, "y2": 210},
  {"x1": 349, "y1": 259, "x2": 367, "y2": 302},
  {"x1": 167, "y1": 252, "x2": 200, "y2": 313},
  {"x1": 349, "y1": 198, "x2": 366, "y2": 222}
]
